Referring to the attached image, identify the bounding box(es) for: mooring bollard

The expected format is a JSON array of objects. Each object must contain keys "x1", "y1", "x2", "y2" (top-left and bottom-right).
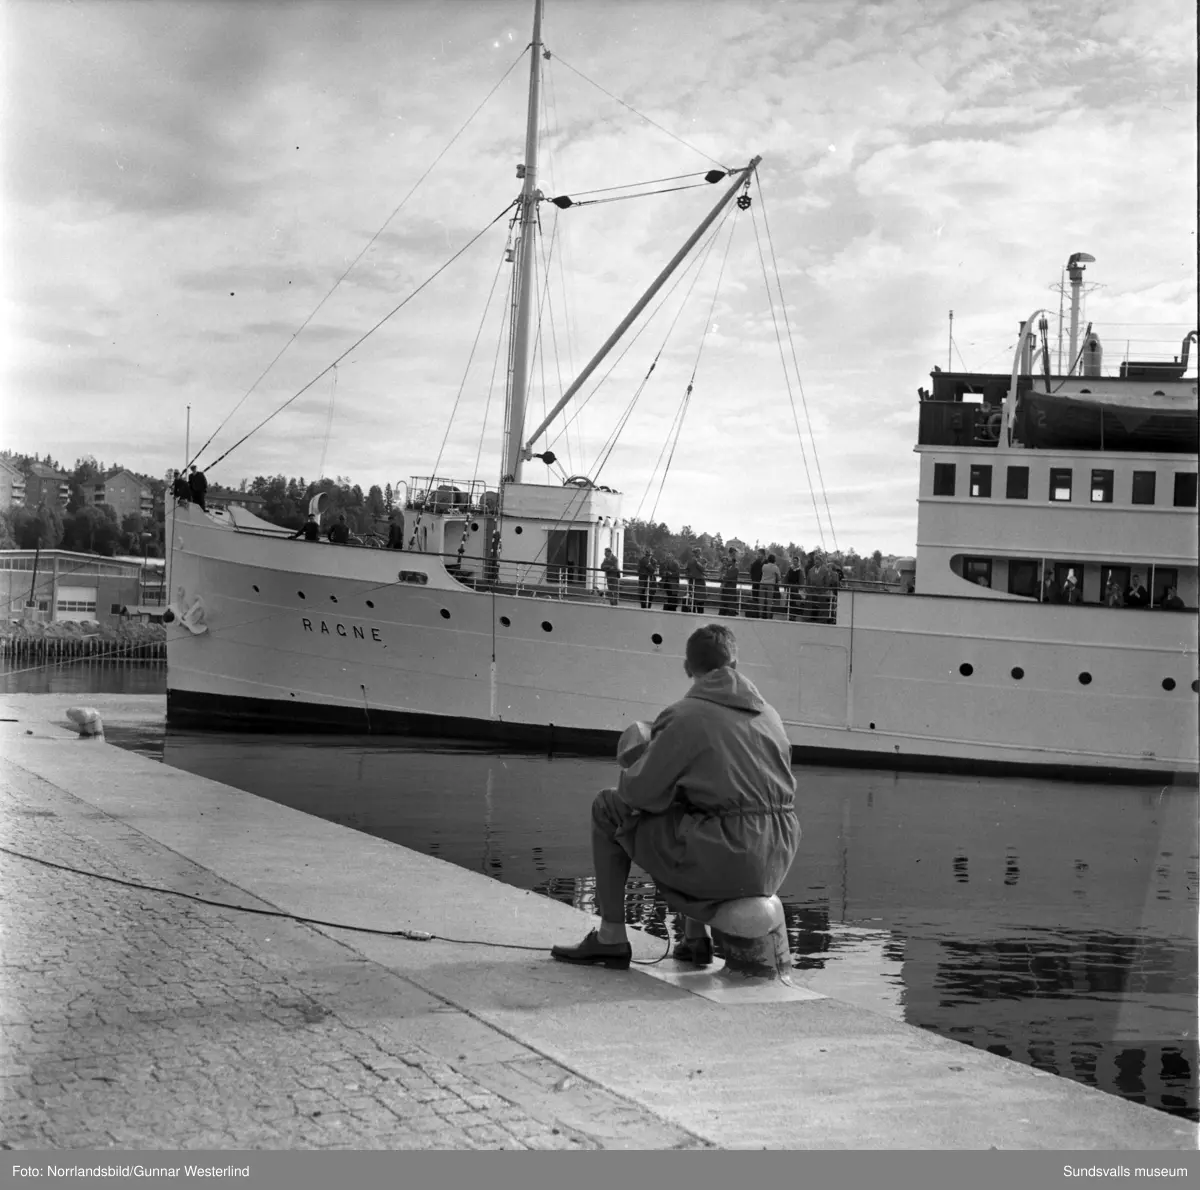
[
  {"x1": 709, "y1": 895, "x2": 792, "y2": 981},
  {"x1": 65, "y1": 707, "x2": 104, "y2": 738}
]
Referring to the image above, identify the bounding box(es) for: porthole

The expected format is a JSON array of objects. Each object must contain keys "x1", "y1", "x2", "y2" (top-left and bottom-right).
[
  {"x1": 1162, "y1": 678, "x2": 1176, "y2": 692},
  {"x1": 252, "y1": 585, "x2": 259, "y2": 593},
  {"x1": 651, "y1": 633, "x2": 663, "y2": 645},
  {"x1": 499, "y1": 616, "x2": 511, "y2": 627},
  {"x1": 515, "y1": 525, "x2": 523, "y2": 535},
  {"x1": 868, "y1": 722, "x2": 876, "y2": 730},
  {"x1": 1011, "y1": 667, "x2": 1024, "y2": 680},
  {"x1": 330, "y1": 594, "x2": 338, "y2": 603},
  {"x1": 440, "y1": 609, "x2": 450, "y2": 620},
  {"x1": 471, "y1": 521, "x2": 479, "y2": 532},
  {"x1": 366, "y1": 600, "x2": 374, "y2": 609},
  {"x1": 1078, "y1": 672, "x2": 1092, "y2": 685},
  {"x1": 541, "y1": 620, "x2": 552, "y2": 632},
  {"x1": 1193, "y1": 679, "x2": 1199, "y2": 693},
  {"x1": 298, "y1": 591, "x2": 306, "y2": 600},
  {"x1": 959, "y1": 663, "x2": 973, "y2": 677}
]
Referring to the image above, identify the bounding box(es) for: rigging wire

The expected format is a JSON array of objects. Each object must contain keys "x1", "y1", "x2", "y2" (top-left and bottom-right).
[
  {"x1": 551, "y1": 53, "x2": 729, "y2": 172},
  {"x1": 566, "y1": 170, "x2": 726, "y2": 198},
  {"x1": 187, "y1": 47, "x2": 531, "y2": 472},
  {"x1": 410, "y1": 236, "x2": 514, "y2": 552},
  {"x1": 646, "y1": 209, "x2": 739, "y2": 526},
  {"x1": 634, "y1": 209, "x2": 735, "y2": 522},
  {"x1": 543, "y1": 210, "x2": 733, "y2": 457},
  {"x1": 201, "y1": 201, "x2": 518, "y2": 474},
  {"x1": 753, "y1": 176, "x2": 837, "y2": 551},
  {"x1": 552, "y1": 181, "x2": 713, "y2": 208},
  {"x1": 316, "y1": 364, "x2": 337, "y2": 481}
]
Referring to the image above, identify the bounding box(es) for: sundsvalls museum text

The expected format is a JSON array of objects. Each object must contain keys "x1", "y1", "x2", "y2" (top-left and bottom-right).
[{"x1": 12, "y1": 1167, "x2": 250, "y2": 1179}]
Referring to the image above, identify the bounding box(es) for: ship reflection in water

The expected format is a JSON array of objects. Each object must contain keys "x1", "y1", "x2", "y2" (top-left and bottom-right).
[{"x1": 111, "y1": 728, "x2": 1198, "y2": 1122}]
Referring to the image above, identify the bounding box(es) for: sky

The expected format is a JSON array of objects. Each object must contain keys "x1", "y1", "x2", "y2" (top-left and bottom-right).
[{"x1": 1, "y1": 0, "x2": 1195, "y2": 556}]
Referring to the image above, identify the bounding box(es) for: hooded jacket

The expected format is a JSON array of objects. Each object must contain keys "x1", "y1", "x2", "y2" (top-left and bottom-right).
[{"x1": 615, "y1": 666, "x2": 800, "y2": 918}]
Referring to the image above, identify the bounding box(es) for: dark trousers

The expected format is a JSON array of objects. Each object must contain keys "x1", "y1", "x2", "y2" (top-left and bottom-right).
[
  {"x1": 687, "y1": 578, "x2": 705, "y2": 613},
  {"x1": 591, "y1": 789, "x2": 638, "y2": 922},
  {"x1": 720, "y1": 583, "x2": 738, "y2": 615},
  {"x1": 638, "y1": 576, "x2": 653, "y2": 608},
  {"x1": 605, "y1": 576, "x2": 619, "y2": 605}
]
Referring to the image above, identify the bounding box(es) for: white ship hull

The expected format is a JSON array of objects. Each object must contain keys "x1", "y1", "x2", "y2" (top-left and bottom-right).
[{"x1": 166, "y1": 507, "x2": 1198, "y2": 783}]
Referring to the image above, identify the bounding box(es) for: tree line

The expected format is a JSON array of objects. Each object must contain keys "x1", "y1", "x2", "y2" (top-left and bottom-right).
[{"x1": 1, "y1": 456, "x2": 901, "y2": 581}]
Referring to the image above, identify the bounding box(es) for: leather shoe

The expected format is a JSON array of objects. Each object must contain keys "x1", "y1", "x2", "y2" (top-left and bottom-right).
[
  {"x1": 672, "y1": 935, "x2": 714, "y2": 965},
  {"x1": 551, "y1": 930, "x2": 632, "y2": 970}
]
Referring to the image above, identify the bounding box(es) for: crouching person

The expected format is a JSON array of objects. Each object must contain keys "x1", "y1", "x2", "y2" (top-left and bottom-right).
[{"x1": 551, "y1": 623, "x2": 800, "y2": 970}]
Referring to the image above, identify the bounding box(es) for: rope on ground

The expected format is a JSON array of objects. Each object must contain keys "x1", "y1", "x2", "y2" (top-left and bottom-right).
[{"x1": 0, "y1": 845, "x2": 671, "y2": 965}]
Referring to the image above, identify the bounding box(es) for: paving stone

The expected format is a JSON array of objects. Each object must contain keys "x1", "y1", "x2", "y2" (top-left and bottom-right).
[{"x1": 0, "y1": 757, "x2": 702, "y2": 1151}]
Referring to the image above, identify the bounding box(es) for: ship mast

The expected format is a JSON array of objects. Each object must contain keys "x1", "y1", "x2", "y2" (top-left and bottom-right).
[{"x1": 501, "y1": 0, "x2": 545, "y2": 485}]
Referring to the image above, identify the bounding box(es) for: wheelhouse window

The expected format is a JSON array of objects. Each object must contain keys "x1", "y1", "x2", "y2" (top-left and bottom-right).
[
  {"x1": 1008, "y1": 560, "x2": 1039, "y2": 598},
  {"x1": 1174, "y1": 472, "x2": 1198, "y2": 507},
  {"x1": 969, "y1": 464, "x2": 992, "y2": 498},
  {"x1": 1090, "y1": 469, "x2": 1113, "y2": 503},
  {"x1": 1005, "y1": 466, "x2": 1029, "y2": 500},
  {"x1": 1049, "y1": 468, "x2": 1072, "y2": 502},
  {"x1": 932, "y1": 463, "x2": 956, "y2": 496},
  {"x1": 962, "y1": 557, "x2": 992, "y2": 588},
  {"x1": 1131, "y1": 471, "x2": 1156, "y2": 505}
]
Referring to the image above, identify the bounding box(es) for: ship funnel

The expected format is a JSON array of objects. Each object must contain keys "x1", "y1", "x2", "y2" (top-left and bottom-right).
[{"x1": 1082, "y1": 329, "x2": 1103, "y2": 377}]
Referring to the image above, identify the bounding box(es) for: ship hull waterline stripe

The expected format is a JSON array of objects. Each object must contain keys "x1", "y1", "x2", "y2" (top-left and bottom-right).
[{"x1": 165, "y1": 688, "x2": 1198, "y2": 787}]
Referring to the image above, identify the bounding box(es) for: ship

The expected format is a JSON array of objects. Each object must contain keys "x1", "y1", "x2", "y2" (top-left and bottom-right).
[{"x1": 164, "y1": 2, "x2": 1199, "y2": 784}]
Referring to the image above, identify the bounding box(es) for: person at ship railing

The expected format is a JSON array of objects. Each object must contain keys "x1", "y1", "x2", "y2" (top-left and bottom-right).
[
  {"x1": 1124, "y1": 573, "x2": 1150, "y2": 609},
  {"x1": 600, "y1": 547, "x2": 621, "y2": 605},
  {"x1": 759, "y1": 553, "x2": 782, "y2": 619},
  {"x1": 1062, "y1": 570, "x2": 1082, "y2": 605},
  {"x1": 661, "y1": 552, "x2": 681, "y2": 611},
  {"x1": 1040, "y1": 570, "x2": 1060, "y2": 604},
  {"x1": 328, "y1": 513, "x2": 351, "y2": 545},
  {"x1": 187, "y1": 465, "x2": 208, "y2": 511},
  {"x1": 386, "y1": 511, "x2": 405, "y2": 550},
  {"x1": 748, "y1": 549, "x2": 766, "y2": 619},
  {"x1": 719, "y1": 548, "x2": 741, "y2": 617},
  {"x1": 1104, "y1": 573, "x2": 1123, "y2": 608},
  {"x1": 1160, "y1": 585, "x2": 1185, "y2": 611},
  {"x1": 685, "y1": 547, "x2": 708, "y2": 615},
  {"x1": 550, "y1": 623, "x2": 800, "y2": 971},
  {"x1": 636, "y1": 547, "x2": 657, "y2": 609},
  {"x1": 290, "y1": 512, "x2": 321, "y2": 542},
  {"x1": 975, "y1": 576, "x2": 990, "y2": 589},
  {"x1": 170, "y1": 470, "x2": 190, "y2": 505},
  {"x1": 784, "y1": 554, "x2": 805, "y2": 621}
]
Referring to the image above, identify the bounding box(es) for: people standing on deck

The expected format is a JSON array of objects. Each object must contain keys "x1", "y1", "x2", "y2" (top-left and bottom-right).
[
  {"x1": 760, "y1": 553, "x2": 782, "y2": 619},
  {"x1": 328, "y1": 513, "x2": 351, "y2": 544},
  {"x1": 601, "y1": 547, "x2": 621, "y2": 605},
  {"x1": 171, "y1": 470, "x2": 191, "y2": 505},
  {"x1": 748, "y1": 549, "x2": 766, "y2": 619},
  {"x1": 637, "y1": 547, "x2": 658, "y2": 609},
  {"x1": 805, "y1": 552, "x2": 828, "y2": 621},
  {"x1": 1104, "y1": 573, "x2": 1123, "y2": 607},
  {"x1": 685, "y1": 548, "x2": 707, "y2": 614},
  {"x1": 291, "y1": 512, "x2": 320, "y2": 542},
  {"x1": 187, "y1": 465, "x2": 208, "y2": 511},
  {"x1": 1124, "y1": 573, "x2": 1149, "y2": 608},
  {"x1": 661, "y1": 553, "x2": 681, "y2": 611},
  {"x1": 720, "y1": 548, "x2": 741, "y2": 616},
  {"x1": 1062, "y1": 570, "x2": 1082, "y2": 604},
  {"x1": 1161, "y1": 585, "x2": 1185, "y2": 610},
  {"x1": 1040, "y1": 570, "x2": 1059, "y2": 604},
  {"x1": 784, "y1": 554, "x2": 805, "y2": 621}
]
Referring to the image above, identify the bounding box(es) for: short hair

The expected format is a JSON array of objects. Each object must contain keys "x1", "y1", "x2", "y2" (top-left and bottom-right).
[
  {"x1": 767, "y1": 553, "x2": 775, "y2": 563},
  {"x1": 686, "y1": 623, "x2": 737, "y2": 674}
]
